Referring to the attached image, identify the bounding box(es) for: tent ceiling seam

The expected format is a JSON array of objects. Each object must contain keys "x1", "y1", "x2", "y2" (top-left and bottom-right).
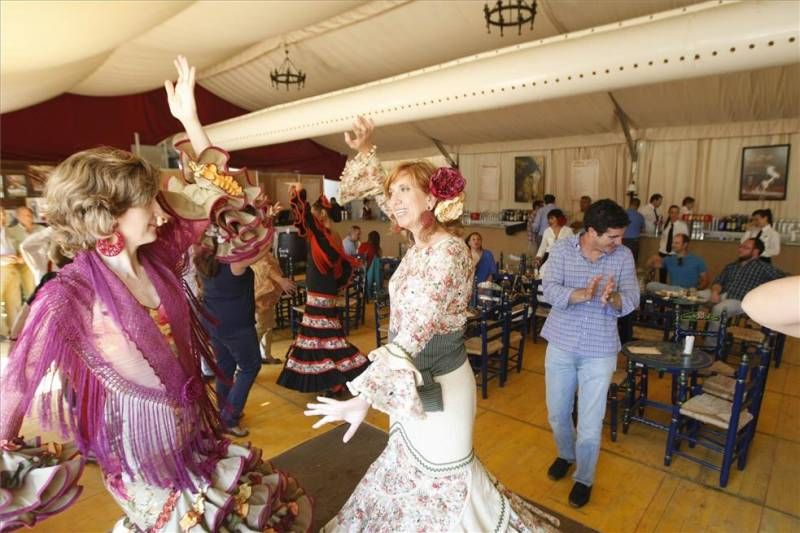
[
  {"x1": 62, "y1": 0, "x2": 198, "y2": 94},
  {"x1": 199, "y1": 0, "x2": 411, "y2": 81},
  {"x1": 538, "y1": 0, "x2": 569, "y2": 34}
]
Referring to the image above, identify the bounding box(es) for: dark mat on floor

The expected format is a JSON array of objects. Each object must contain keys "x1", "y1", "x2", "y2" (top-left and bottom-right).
[{"x1": 270, "y1": 424, "x2": 596, "y2": 533}]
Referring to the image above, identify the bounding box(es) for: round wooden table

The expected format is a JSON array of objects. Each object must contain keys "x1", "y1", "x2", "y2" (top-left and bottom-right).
[{"x1": 621, "y1": 340, "x2": 713, "y2": 433}]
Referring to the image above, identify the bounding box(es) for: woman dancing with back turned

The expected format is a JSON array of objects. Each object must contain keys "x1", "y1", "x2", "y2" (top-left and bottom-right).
[{"x1": 0, "y1": 56, "x2": 310, "y2": 532}]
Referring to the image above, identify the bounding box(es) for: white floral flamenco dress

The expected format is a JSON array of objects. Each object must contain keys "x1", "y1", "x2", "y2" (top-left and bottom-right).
[{"x1": 321, "y1": 233, "x2": 560, "y2": 533}]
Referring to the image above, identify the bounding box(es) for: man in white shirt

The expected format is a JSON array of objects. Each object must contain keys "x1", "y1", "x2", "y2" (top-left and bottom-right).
[
  {"x1": 0, "y1": 207, "x2": 23, "y2": 337},
  {"x1": 657, "y1": 205, "x2": 689, "y2": 283},
  {"x1": 531, "y1": 194, "x2": 558, "y2": 243},
  {"x1": 6, "y1": 206, "x2": 45, "y2": 299},
  {"x1": 342, "y1": 225, "x2": 361, "y2": 257},
  {"x1": 741, "y1": 208, "x2": 780, "y2": 262},
  {"x1": 638, "y1": 193, "x2": 663, "y2": 234},
  {"x1": 680, "y1": 196, "x2": 695, "y2": 216}
]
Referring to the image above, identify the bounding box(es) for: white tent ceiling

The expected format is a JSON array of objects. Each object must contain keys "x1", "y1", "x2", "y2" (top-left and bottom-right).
[{"x1": 2, "y1": 0, "x2": 798, "y2": 154}]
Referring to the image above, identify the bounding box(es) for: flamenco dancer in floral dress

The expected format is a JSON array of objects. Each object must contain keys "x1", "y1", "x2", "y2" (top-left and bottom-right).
[
  {"x1": 0, "y1": 57, "x2": 311, "y2": 532},
  {"x1": 305, "y1": 118, "x2": 560, "y2": 532},
  {"x1": 276, "y1": 186, "x2": 369, "y2": 394}
]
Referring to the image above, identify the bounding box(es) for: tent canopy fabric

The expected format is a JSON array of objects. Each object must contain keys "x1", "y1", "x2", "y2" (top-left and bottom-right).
[
  {"x1": 0, "y1": 85, "x2": 346, "y2": 177},
  {"x1": 1, "y1": 0, "x2": 797, "y2": 161}
]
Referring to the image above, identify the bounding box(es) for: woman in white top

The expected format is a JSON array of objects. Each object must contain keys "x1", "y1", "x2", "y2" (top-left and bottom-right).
[
  {"x1": 741, "y1": 208, "x2": 780, "y2": 262},
  {"x1": 680, "y1": 196, "x2": 695, "y2": 216},
  {"x1": 535, "y1": 208, "x2": 573, "y2": 266}
]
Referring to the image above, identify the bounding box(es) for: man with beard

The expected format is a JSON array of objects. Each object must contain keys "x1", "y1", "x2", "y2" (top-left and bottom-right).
[{"x1": 708, "y1": 238, "x2": 786, "y2": 325}]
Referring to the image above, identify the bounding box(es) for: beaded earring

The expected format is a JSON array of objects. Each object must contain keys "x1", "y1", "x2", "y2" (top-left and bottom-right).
[{"x1": 96, "y1": 230, "x2": 125, "y2": 257}]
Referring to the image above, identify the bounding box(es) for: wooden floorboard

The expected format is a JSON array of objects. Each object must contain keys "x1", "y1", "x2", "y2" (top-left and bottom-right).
[{"x1": 2, "y1": 313, "x2": 798, "y2": 532}]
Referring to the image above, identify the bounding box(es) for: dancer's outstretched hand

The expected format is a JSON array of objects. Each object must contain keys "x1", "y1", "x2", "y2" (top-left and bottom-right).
[
  {"x1": 304, "y1": 396, "x2": 370, "y2": 443},
  {"x1": 344, "y1": 116, "x2": 375, "y2": 154},
  {"x1": 165, "y1": 55, "x2": 197, "y2": 124}
]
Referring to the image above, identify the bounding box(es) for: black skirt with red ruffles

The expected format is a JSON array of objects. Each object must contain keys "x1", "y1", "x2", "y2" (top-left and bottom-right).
[{"x1": 277, "y1": 291, "x2": 369, "y2": 392}]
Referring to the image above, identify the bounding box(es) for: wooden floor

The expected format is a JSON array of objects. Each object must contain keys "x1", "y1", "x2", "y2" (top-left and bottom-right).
[{"x1": 5, "y1": 314, "x2": 800, "y2": 533}]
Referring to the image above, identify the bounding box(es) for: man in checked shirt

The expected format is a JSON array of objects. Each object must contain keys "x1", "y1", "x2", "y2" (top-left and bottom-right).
[{"x1": 541, "y1": 199, "x2": 639, "y2": 508}]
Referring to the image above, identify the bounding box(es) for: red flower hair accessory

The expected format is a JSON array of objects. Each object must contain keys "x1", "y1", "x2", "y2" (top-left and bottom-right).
[{"x1": 429, "y1": 167, "x2": 466, "y2": 200}]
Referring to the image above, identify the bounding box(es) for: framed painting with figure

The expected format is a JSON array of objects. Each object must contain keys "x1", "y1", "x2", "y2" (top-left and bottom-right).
[
  {"x1": 740, "y1": 144, "x2": 790, "y2": 201},
  {"x1": 514, "y1": 156, "x2": 544, "y2": 203}
]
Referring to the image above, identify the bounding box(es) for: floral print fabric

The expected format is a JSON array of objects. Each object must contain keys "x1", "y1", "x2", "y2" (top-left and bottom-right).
[
  {"x1": 347, "y1": 352, "x2": 425, "y2": 422},
  {"x1": 337, "y1": 151, "x2": 391, "y2": 217},
  {"x1": 347, "y1": 235, "x2": 471, "y2": 420},
  {"x1": 326, "y1": 425, "x2": 469, "y2": 533},
  {"x1": 388, "y1": 236, "x2": 472, "y2": 357}
]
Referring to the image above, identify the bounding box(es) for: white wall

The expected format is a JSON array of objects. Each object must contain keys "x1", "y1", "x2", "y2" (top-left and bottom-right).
[{"x1": 378, "y1": 118, "x2": 799, "y2": 219}]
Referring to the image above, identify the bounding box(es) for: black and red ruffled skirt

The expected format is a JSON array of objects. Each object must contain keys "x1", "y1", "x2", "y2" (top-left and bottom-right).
[{"x1": 277, "y1": 292, "x2": 369, "y2": 392}]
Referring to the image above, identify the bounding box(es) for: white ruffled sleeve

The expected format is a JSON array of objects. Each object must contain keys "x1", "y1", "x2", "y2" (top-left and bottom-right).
[{"x1": 338, "y1": 149, "x2": 391, "y2": 217}]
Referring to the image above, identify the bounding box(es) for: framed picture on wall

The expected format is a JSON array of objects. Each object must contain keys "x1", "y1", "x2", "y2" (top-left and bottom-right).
[
  {"x1": 514, "y1": 155, "x2": 545, "y2": 203},
  {"x1": 740, "y1": 144, "x2": 790, "y2": 201},
  {"x1": 27, "y1": 165, "x2": 54, "y2": 197},
  {"x1": 3, "y1": 174, "x2": 28, "y2": 198}
]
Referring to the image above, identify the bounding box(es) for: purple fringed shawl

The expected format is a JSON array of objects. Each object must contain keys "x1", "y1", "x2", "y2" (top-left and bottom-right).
[{"x1": 0, "y1": 214, "x2": 222, "y2": 491}]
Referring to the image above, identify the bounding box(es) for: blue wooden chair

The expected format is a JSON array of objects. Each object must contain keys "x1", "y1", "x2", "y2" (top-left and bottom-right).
[
  {"x1": 527, "y1": 279, "x2": 550, "y2": 342},
  {"x1": 674, "y1": 310, "x2": 730, "y2": 401},
  {"x1": 278, "y1": 256, "x2": 306, "y2": 331},
  {"x1": 466, "y1": 282, "x2": 506, "y2": 399},
  {"x1": 726, "y1": 314, "x2": 786, "y2": 368},
  {"x1": 632, "y1": 294, "x2": 675, "y2": 342},
  {"x1": 663, "y1": 337, "x2": 771, "y2": 487},
  {"x1": 341, "y1": 265, "x2": 365, "y2": 335},
  {"x1": 373, "y1": 287, "x2": 390, "y2": 348},
  {"x1": 502, "y1": 292, "x2": 529, "y2": 381}
]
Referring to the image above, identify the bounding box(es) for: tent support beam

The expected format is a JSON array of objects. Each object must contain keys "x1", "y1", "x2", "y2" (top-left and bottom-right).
[
  {"x1": 430, "y1": 137, "x2": 458, "y2": 168},
  {"x1": 187, "y1": 1, "x2": 799, "y2": 150},
  {"x1": 608, "y1": 92, "x2": 637, "y2": 163}
]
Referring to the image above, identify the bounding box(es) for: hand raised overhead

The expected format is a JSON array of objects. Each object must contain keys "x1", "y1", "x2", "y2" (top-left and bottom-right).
[
  {"x1": 164, "y1": 55, "x2": 197, "y2": 124},
  {"x1": 344, "y1": 116, "x2": 375, "y2": 154}
]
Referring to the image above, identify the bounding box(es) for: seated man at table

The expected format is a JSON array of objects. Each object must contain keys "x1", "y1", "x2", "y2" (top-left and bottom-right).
[
  {"x1": 710, "y1": 238, "x2": 786, "y2": 314},
  {"x1": 645, "y1": 234, "x2": 708, "y2": 294},
  {"x1": 706, "y1": 238, "x2": 786, "y2": 342}
]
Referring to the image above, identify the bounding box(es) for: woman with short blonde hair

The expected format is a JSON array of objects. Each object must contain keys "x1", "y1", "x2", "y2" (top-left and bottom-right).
[{"x1": 0, "y1": 56, "x2": 310, "y2": 532}]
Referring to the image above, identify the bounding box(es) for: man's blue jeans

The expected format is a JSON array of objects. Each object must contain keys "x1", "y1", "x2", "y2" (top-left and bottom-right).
[
  {"x1": 210, "y1": 325, "x2": 262, "y2": 428},
  {"x1": 545, "y1": 344, "x2": 616, "y2": 486}
]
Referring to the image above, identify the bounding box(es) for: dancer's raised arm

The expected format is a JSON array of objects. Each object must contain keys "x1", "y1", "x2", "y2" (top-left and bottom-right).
[
  {"x1": 338, "y1": 117, "x2": 391, "y2": 216},
  {"x1": 165, "y1": 55, "x2": 210, "y2": 156}
]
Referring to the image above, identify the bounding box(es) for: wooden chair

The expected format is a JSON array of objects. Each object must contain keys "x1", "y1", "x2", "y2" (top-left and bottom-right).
[
  {"x1": 502, "y1": 292, "x2": 529, "y2": 381},
  {"x1": 340, "y1": 265, "x2": 365, "y2": 335},
  {"x1": 675, "y1": 310, "x2": 733, "y2": 387},
  {"x1": 277, "y1": 256, "x2": 306, "y2": 330},
  {"x1": 725, "y1": 314, "x2": 786, "y2": 368},
  {"x1": 664, "y1": 338, "x2": 771, "y2": 487},
  {"x1": 373, "y1": 288, "x2": 390, "y2": 348},
  {"x1": 528, "y1": 279, "x2": 550, "y2": 342},
  {"x1": 632, "y1": 295, "x2": 675, "y2": 342},
  {"x1": 379, "y1": 257, "x2": 401, "y2": 282},
  {"x1": 607, "y1": 369, "x2": 629, "y2": 442},
  {"x1": 466, "y1": 283, "x2": 506, "y2": 399},
  {"x1": 573, "y1": 358, "x2": 628, "y2": 442}
]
